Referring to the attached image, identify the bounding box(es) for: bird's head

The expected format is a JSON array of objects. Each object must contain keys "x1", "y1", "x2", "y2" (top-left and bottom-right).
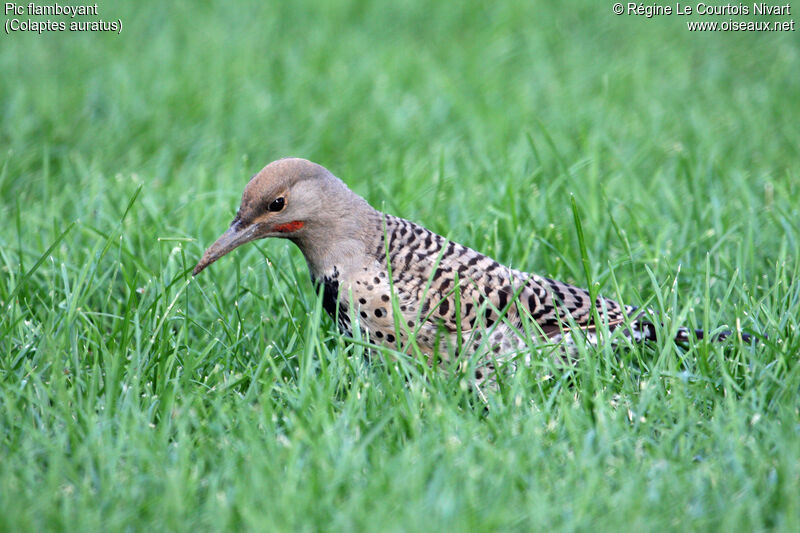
[{"x1": 192, "y1": 158, "x2": 365, "y2": 276}]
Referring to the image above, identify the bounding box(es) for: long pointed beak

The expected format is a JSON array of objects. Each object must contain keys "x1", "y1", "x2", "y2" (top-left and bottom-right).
[{"x1": 192, "y1": 221, "x2": 260, "y2": 276}]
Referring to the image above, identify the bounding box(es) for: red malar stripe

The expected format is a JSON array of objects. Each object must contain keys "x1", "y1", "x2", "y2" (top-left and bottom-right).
[{"x1": 274, "y1": 220, "x2": 304, "y2": 233}]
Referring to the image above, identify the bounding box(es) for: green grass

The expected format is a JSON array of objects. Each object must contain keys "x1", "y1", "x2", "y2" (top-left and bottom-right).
[{"x1": 2, "y1": 0, "x2": 799, "y2": 530}]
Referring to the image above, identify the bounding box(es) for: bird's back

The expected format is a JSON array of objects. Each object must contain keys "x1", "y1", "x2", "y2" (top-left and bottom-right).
[{"x1": 326, "y1": 212, "x2": 638, "y2": 365}]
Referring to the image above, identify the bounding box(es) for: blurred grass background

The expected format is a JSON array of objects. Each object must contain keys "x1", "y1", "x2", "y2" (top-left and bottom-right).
[{"x1": 1, "y1": 0, "x2": 799, "y2": 531}]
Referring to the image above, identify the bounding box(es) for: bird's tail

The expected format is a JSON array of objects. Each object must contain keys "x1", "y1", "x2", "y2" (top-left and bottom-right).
[{"x1": 621, "y1": 306, "x2": 757, "y2": 344}]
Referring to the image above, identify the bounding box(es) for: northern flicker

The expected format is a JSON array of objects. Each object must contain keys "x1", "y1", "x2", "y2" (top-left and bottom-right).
[{"x1": 193, "y1": 158, "x2": 751, "y2": 382}]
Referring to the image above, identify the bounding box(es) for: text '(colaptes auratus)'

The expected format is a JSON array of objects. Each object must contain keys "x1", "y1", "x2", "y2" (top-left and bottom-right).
[{"x1": 193, "y1": 158, "x2": 752, "y2": 386}]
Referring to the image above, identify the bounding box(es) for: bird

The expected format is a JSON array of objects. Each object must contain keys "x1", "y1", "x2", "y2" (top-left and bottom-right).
[{"x1": 193, "y1": 158, "x2": 752, "y2": 386}]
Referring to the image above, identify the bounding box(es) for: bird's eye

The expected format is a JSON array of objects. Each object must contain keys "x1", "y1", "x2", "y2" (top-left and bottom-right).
[{"x1": 267, "y1": 197, "x2": 285, "y2": 212}]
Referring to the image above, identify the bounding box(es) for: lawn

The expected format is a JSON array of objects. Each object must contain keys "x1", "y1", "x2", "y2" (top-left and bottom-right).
[{"x1": 1, "y1": 0, "x2": 799, "y2": 531}]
